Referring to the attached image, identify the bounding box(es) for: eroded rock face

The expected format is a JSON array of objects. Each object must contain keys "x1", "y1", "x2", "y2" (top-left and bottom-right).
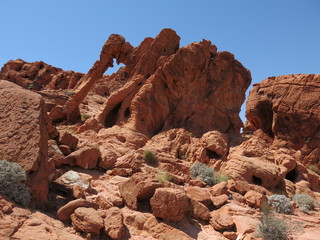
[
  {"x1": 70, "y1": 207, "x2": 104, "y2": 235},
  {"x1": 104, "y1": 207, "x2": 125, "y2": 240},
  {"x1": 57, "y1": 199, "x2": 98, "y2": 221},
  {"x1": 0, "y1": 59, "x2": 84, "y2": 90},
  {"x1": 0, "y1": 80, "x2": 49, "y2": 204},
  {"x1": 246, "y1": 74, "x2": 320, "y2": 166},
  {"x1": 150, "y1": 188, "x2": 191, "y2": 221},
  {"x1": 98, "y1": 29, "x2": 251, "y2": 138},
  {"x1": 119, "y1": 172, "x2": 163, "y2": 210},
  {"x1": 210, "y1": 205, "x2": 234, "y2": 231}
]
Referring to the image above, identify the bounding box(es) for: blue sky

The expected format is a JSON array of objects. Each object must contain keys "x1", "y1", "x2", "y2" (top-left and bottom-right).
[{"x1": 1, "y1": 1, "x2": 319, "y2": 121}]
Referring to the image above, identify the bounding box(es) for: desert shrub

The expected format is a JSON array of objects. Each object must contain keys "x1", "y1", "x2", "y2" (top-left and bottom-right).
[
  {"x1": 63, "y1": 90, "x2": 74, "y2": 96},
  {"x1": 293, "y1": 194, "x2": 317, "y2": 213},
  {"x1": 256, "y1": 212, "x2": 290, "y2": 240},
  {"x1": 212, "y1": 172, "x2": 230, "y2": 184},
  {"x1": 190, "y1": 162, "x2": 215, "y2": 186},
  {"x1": 190, "y1": 162, "x2": 230, "y2": 186},
  {"x1": 256, "y1": 207, "x2": 304, "y2": 240},
  {"x1": 0, "y1": 160, "x2": 31, "y2": 206},
  {"x1": 65, "y1": 127, "x2": 75, "y2": 134},
  {"x1": 156, "y1": 171, "x2": 174, "y2": 183},
  {"x1": 143, "y1": 150, "x2": 158, "y2": 166},
  {"x1": 308, "y1": 165, "x2": 320, "y2": 175},
  {"x1": 268, "y1": 195, "x2": 293, "y2": 214},
  {"x1": 81, "y1": 113, "x2": 91, "y2": 121}
]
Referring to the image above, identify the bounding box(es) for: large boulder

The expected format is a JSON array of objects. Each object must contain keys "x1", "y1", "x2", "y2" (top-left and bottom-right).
[
  {"x1": 63, "y1": 146, "x2": 101, "y2": 169},
  {"x1": 150, "y1": 188, "x2": 191, "y2": 221},
  {"x1": 97, "y1": 126, "x2": 148, "y2": 170},
  {"x1": 0, "y1": 80, "x2": 49, "y2": 203},
  {"x1": 57, "y1": 198, "x2": 98, "y2": 221},
  {"x1": 210, "y1": 205, "x2": 235, "y2": 231},
  {"x1": 143, "y1": 215, "x2": 194, "y2": 240},
  {"x1": 185, "y1": 186, "x2": 212, "y2": 206},
  {"x1": 246, "y1": 74, "x2": 320, "y2": 166},
  {"x1": 104, "y1": 207, "x2": 125, "y2": 240},
  {"x1": 70, "y1": 207, "x2": 104, "y2": 235},
  {"x1": 119, "y1": 172, "x2": 162, "y2": 210}
]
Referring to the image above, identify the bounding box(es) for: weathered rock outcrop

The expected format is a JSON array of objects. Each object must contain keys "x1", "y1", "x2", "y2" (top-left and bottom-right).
[
  {"x1": 150, "y1": 188, "x2": 191, "y2": 221},
  {"x1": 119, "y1": 173, "x2": 162, "y2": 210},
  {"x1": 98, "y1": 29, "x2": 251, "y2": 137},
  {"x1": 222, "y1": 129, "x2": 320, "y2": 192},
  {"x1": 246, "y1": 74, "x2": 320, "y2": 166},
  {"x1": 0, "y1": 80, "x2": 49, "y2": 203},
  {"x1": 70, "y1": 207, "x2": 104, "y2": 235},
  {"x1": 104, "y1": 207, "x2": 125, "y2": 240},
  {"x1": 4, "y1": 28, "x2": 320, "y2": 240},
  {"x1": 0, "y1": 59, "x2": 84, "y2": 90}
]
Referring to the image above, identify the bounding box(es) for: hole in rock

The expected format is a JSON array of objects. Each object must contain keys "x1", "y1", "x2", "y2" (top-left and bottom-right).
[
  {"x1": 138, "y1": 199, "x2": 152, "y2": 213},
  {"x1": 252, "y1": 176, "x2": 262, "y2": 186},
  {"x1": 124, "y1": 107, "x2": 130, "y2": 118},
  {"x1": 285, "y1": 167, "x2": 298, "y2": 182},
  {"x1": 104, "y1": 102, "x2": 122, "y2": 127},
  {"x1": 205, "y1": 149, "x2": 221, "y2": 159},
  {"x1": 104, "y1": 62, "x2": 125, "y2": 75},
  {"x1": 255, "y1": 101, "x2": 274, "y2": 137}
]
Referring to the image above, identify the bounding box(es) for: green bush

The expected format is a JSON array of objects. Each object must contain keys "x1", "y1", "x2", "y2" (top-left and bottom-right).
[
  {"x1": 156, "y1": 171, "x2": 174, "y2": 183},
  {"x1": 0, "y1": 160, "x2": 31, "y2": 206},
  {"x1": 268, "y1": 194, "x2": 293, "y2": 214},
  {"x1": 256, "y1": 212, "x2": 290, "y2": 240},
  {"x1": 190, "y1": 162, "x2": 230, "y2": 186},
  {"x1": 308, "y1": 165, "x2": 320, "y2": 175},
  {"x1": 190, "y1": 162, "x2": 215, "y2": 185},
  {"x1": 293, "y1": 194, "x2": 317, "y2": 213},
  {"x1": 190, "y1": 162, "x2": 226, "y2": 186},
  {"x1": 256, "y1": 209, "x2": 304, "y2": 240},
  {"x1": 212, "y1": 172, "x2": 230, "y2": 184},
  {"x1": 81, "y1": 113, "x2": 91, "y2": 121},
  {"x1": 143, "y1": 150, "x2": 158, "y2": 166}
]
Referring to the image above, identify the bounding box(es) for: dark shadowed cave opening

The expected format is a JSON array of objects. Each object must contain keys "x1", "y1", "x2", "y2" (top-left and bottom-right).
[
  {"x1": 285, "y1": 167, "x2": 298, "y2": 182},
  {"x1": 124, "y1": 107, "x2": 130, "y2": 118},
  {"x1": 104, "y1": 102, "x2": 122, "y2": 127},
  {"x1": 252, "y1": 175, "x2": 262, "y2": 185},
  {"x1": 205, "y1": 149, "x2": 222, "y2": 160},
  {"x1": 255, "y1": 101, "x2": 274, "y2": 137}
]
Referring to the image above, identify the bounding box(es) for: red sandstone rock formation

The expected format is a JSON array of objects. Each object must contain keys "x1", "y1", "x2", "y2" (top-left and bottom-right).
[
  {"x1": 246, "y1": 74, "x2": 320, "y2": 166},
  {"x1": 98, "y1": 29, "x2": 251, "y2": 138},
  {"x1": 1, "y1": 29, "x2": 320, "y2": 240},
  {"x1": 150, "y1": 188, "x2": 191, "y2": 221},
  {"x1": 0, "y1": 59, "x2": 84, "y2": 90},
  {"x1": 0, "y1": 80, "x2": 49, "y2": 204}
]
